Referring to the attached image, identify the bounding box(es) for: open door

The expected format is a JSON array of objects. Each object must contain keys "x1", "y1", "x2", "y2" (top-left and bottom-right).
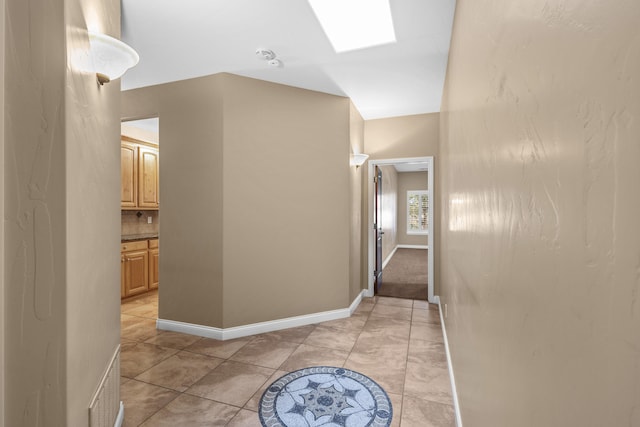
[{"x1": 374, "y1": 166, "x2": 383, "y2": 293}]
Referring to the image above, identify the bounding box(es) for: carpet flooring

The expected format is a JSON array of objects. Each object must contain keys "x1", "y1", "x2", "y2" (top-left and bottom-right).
[{"x1": 377, "y1": 248, "x2": 428, "y2": 300}]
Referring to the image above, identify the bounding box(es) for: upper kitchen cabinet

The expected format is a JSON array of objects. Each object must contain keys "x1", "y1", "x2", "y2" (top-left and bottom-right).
[
  {"x1": 121, "y1": 142, "x2": 138, "y2": 208},
  {"x1": 138, "y1": 146, "x2": 159, "y2": 208},
  {"x1": 121, "y1": 137, "x2": 159, "y2": 210}
]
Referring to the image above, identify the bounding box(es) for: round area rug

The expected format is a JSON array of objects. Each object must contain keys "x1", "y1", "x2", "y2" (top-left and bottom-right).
[{"x1": 259, "y1": 366, "x2": 392, "y2": 427}]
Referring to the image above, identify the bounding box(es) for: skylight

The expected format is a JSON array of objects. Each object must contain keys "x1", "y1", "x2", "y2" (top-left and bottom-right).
[{"x1": 308, "y1": 0, "x2": 397, "y2": 53}]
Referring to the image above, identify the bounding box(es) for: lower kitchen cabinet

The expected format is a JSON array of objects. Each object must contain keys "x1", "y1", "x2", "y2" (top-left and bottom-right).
[
  {"x1": 148, "y1": 239, "x2": 159, "y2": 290},
  {"x1": 121, "y1": 240, "x2": 150, "y2": 298}
]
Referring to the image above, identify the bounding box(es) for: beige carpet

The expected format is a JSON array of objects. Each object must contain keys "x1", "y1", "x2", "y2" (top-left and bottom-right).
[{"x1": 377, "y1": 248, "x2": 428, "y2": 300}]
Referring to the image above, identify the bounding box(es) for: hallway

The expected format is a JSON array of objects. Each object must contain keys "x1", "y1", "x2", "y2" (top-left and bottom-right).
[{"x1": 120, "y1": 293, "x2": 454, "y2": 426}]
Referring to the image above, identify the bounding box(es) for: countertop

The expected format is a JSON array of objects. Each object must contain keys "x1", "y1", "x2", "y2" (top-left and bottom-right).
[{"x1": 121, "y1": 233, "x2": 159, "y2": 242}]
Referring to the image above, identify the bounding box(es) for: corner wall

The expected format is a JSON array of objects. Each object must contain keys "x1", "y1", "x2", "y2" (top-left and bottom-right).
[
  {"x1": 122, "y1": 74, "x2": 352, "y2": 329},
  {"x1": 122, "y1": 75, "x2": 226, "y2": 328},
  {"x1": 440, "y1": 0, "x2": 640, "y2": 425},
  {"x1": 4, "y1": 0, "x2": 122, "y2": 424}
]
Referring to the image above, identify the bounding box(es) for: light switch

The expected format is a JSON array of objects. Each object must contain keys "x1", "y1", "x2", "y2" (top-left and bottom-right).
[{"x1": 147, "y1": 216, "x2": 152, "y2": 224}]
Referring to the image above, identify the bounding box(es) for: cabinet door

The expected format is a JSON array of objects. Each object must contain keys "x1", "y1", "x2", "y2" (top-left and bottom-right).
[
  {"x1": 138, "y1": 146, "x2": 159, "y2": 209},
  {"x1": 149, "y1": 248, "x2": 159, "y2": 289},
  {"x1": 121, "y1": 255, "x2": 126, "y2": 298},
  {"x1": 123, "y1": 250, "x2": 149, "y2": 297},
  {"x1": 121, "y1": 142, "x2": 138, "y2": 208}
]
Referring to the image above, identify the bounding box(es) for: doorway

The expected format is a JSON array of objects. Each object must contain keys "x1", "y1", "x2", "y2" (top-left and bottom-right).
[
  {"x1": 120, "y1": 117, "x2": 160, "y2": 303},
  {"x1": 367, "y1": 157, "x2": 435, "y2": 302}
]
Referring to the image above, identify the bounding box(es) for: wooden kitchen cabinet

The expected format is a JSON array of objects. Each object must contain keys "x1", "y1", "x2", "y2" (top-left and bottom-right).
[
  {"x1": 148, "y1": 239, "x2": 159, "y2": 290},
  {"x1": 138, "y1": 146, "x2": 159, "y2": 209},
  {"x1": 121, "y1": 240, "x2": 149, "y2": 298},
  {"x1": 121, "y1": 142, "x2": 138, "y2": 208},
  {"x1": 121, "y1": 138, "x2": 159, "y2": 210}
]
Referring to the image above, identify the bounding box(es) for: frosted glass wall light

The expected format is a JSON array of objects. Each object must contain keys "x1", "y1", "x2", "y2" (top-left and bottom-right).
[
  {"x1": 89, "y1": 31, "x2": 139, "y2": 85},
  {"x1": 351, "y1": 153, "x2": 369, "y2": 167}
]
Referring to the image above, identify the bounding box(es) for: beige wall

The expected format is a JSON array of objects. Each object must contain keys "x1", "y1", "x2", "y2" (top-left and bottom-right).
[
  {"x1": 5, "y1": 0, "x2": 67, "y2": 423},
  {"x1": 221, "y1": 74, "x2": 350, "y2": 327},
  {"x1": 0, "y1": 0, "x2": 5, "y2": 422},
  {"x1": 364, "y1": 113, "x2": 440, "y2": 292},
  {"x1": 379, "y1": 165, "x2": 398, "y2": 262},
  {"x1": 440, "y1": 0, "x2": 640, "y2": 425},
  {"x1": 349, "y1": 102, "x2": 365, "y2": 301},
  {"x1": 365, "y1": 113, "x2": 439, "y2": 160},
  {"x1": 397, "y1": 172, "x2": 428, "y2": 246},
  {"x1": 122, "y1": 75, "x2": 225, "y2": 327},
  {"x1": 122, "y1": 74, "x2": 352, "y2": 328},
  {"x1": 4, "y1": 0, "x2": 121, "y2": 425},
  {"x1": 65, "y1": 1, "x2": 122, "y2": 425}
]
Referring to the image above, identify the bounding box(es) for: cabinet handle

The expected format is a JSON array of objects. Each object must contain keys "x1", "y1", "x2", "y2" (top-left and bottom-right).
[{"x1": 122, "y1": 246, "x2": 127, "y2": 250}]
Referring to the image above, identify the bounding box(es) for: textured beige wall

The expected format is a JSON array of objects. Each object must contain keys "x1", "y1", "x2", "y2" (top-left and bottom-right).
[
  {"x1": 65, "y1": 1, "x2": 122, "y2": 425},
  {"x1": 364, "y1": 113, "x2": 440, "y2": 292},
  {"x1": 397, "y1": 172, "x2": 428, "y2": 246},
  {"x1": 349, "y1": 102, "x2": 365, "y2": 301},
  {"x1": 5, "y1": 0, "x2": 68, "y2": 423},
  {"x1": 440, "y1": 1, "x2": 640, "y2": 425},
  {"x1": 379, "y1": 165, "x2": 398, "y2": 262},
  {"x1": 221, "y1": 74, "x2": 350, "y2": 327},
  {"x1": 4, "y1": 1, "x2": 122, "y2": 425},
  {"x1": 365, "y1": 113, "x2": 439, "y2": 160},
  {"x1": 123, "y1": 75, "x2": 225, "y2": 327},
  {"x1": 122, "y1": 73, "x2": 352, "y2": 328}
]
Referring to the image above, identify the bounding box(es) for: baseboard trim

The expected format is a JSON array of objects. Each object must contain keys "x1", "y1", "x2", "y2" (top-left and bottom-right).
[
  {"x1": 114, "y1": 402, "x2": 124, "y2": 427},
  {"x1": 382, "y1": 246, "x2": 398, "y2": 270},
  {"x1": 397, "y1": 244, "x2": 428, "y2": 250},
  {"x1": 157, "y1": 305, "x2": 352, "y2": 341},
  {"x1": 438, "y1": 298, "x2": 463, "y2": 427},
  {"x1": 349, "y1": 289, "x2": 366, "y2": 315}
]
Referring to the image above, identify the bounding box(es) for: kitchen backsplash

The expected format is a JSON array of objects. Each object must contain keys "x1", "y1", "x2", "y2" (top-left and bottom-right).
[{"x1": 121, "y1": 210, "x2": 159, "y2": 236}]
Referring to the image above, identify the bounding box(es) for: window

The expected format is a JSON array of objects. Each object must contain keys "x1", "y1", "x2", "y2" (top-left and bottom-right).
[{"x1": 407, "y1": 190, "x2": 428, "y2": 234}]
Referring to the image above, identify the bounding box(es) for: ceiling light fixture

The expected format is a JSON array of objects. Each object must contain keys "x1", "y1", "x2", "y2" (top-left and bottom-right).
[
  {"x1": 350, "y1": 153, "x2": 369, "y2": 168},
  {"x1": 308, "y1": 0, "x2": 396, "y2": 53},
  {"x1": 89, "y1": 31, "x2": 139, "y2": 85}
]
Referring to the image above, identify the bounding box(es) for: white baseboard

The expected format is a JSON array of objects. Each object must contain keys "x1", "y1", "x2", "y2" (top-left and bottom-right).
[
  {"x1": 382, "y1": 246, "x2": 398, "y2": 270},
  {"x1": 363, "y1": 288, "x2": 374, "y2": 298},
  {"x1": 157, "y1": 303, "x2": 357, "y2": 341},
  {"x1": 113, "y1": 402, "x2": 124, "y2": 427},
  {"x1": 397, "y1": 244, "x2": 428, "y2": 250},
  {"x1": 438, "y1": 298, "x2": 463, "y2": 427},
  {"x1": 349, "y1": 289, "x2": 366, "y2": 314}
]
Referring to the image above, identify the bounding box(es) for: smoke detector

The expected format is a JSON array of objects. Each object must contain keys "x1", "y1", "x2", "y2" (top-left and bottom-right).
[{"x1": 255, "y1": 48, "x2": 276, "y2": 61}]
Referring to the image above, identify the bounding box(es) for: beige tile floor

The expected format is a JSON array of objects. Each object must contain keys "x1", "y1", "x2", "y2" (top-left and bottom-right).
[{"x1": 120, "y1": 291, "x2": 455, "y2": 426}]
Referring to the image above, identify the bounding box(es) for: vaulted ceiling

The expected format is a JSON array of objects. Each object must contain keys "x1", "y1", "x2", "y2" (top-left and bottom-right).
[{"x1": 121, "y1": 0, "x2": 456, "y2": 120}]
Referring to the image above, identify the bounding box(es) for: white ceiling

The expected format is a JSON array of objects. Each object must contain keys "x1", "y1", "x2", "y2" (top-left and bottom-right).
[{"x1": 121, "y1": 0, "x2": 456, "y2": 120}]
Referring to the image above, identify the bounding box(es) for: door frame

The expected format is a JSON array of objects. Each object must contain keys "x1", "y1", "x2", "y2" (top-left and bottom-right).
[{"x1": 366, "y1": 156, "x2": 435, "y2": 303}]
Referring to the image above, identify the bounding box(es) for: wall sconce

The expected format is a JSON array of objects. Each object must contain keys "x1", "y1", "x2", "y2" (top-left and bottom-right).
[
  {"x1": 89, "y1": 31, "x2": 139, "y2": 85},
  {"x1": 350, "y1": 153, "x2": 369, "y2": 167}
]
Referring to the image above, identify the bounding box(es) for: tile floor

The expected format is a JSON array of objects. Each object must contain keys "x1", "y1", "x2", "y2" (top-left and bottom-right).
[{"x1": 120, "y1": 291, "x2": 455, "y2": 426}]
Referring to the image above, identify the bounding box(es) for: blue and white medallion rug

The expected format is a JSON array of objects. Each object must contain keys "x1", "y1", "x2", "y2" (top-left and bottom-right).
[{"x1": 259, "y1": 366, "x2": 393, "y2": 427}]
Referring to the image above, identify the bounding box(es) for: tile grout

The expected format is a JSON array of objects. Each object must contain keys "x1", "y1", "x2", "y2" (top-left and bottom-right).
[{"x1": 121, "y1": 294, "x2": 454, "y2": 426}]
